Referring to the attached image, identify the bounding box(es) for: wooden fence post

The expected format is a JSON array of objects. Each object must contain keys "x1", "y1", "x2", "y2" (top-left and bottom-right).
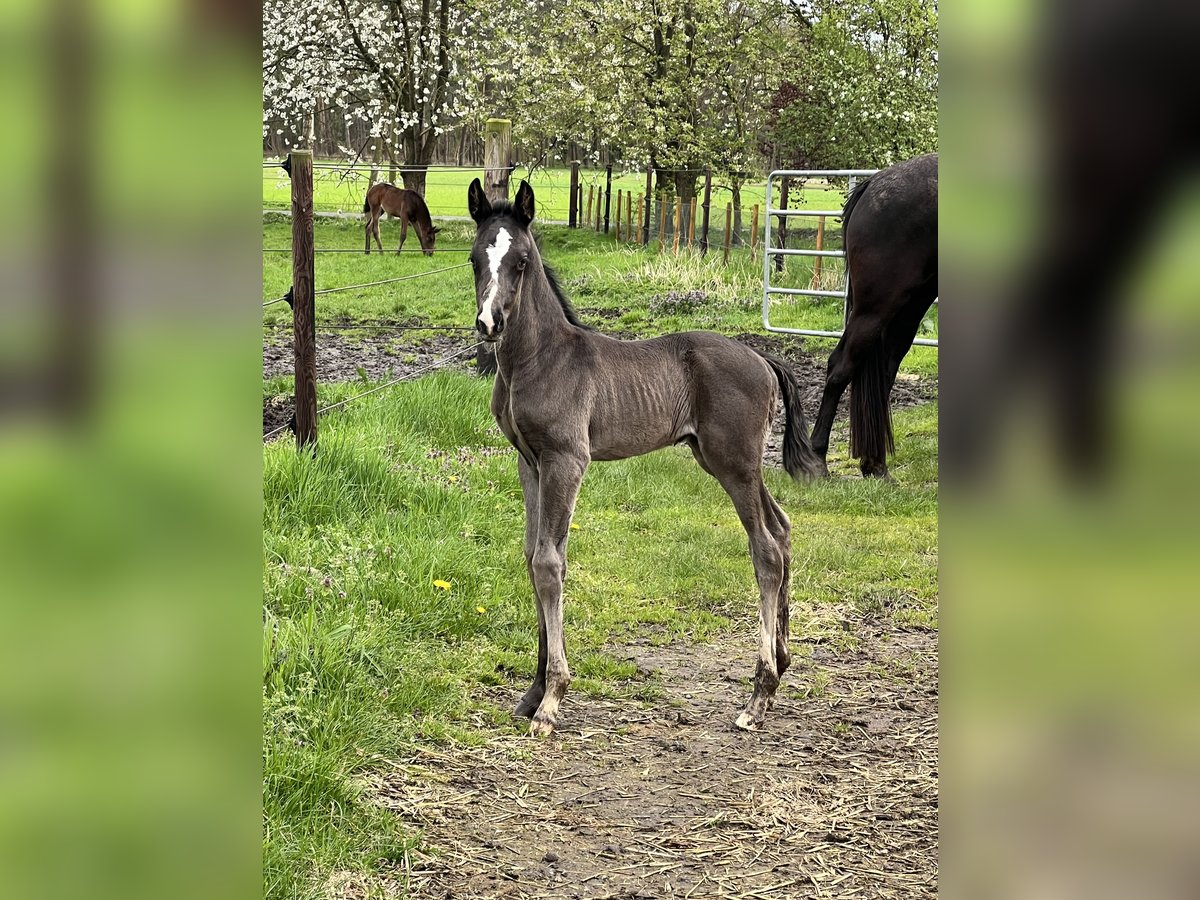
[
  {"x1": 568, "y1": 160, "x2": 580, "y2": 228},
  {"x1": 722, "y1": 202, "x2": 732, "y2": 265},
  {"x1": 643, "y1": 168, "x2": 653, "y2": 244},
  {"x1": 636, "y1": 194, "x2": 645, "y2": 245},
  {"x1": 289, "y1": 150, "x2": 317, "y2": 450},
  {"x1": 595, "y1": 191, "x2": 602, "y2": 230},
  {"x1": 586, "y1": 185, "x2": 594, "y2": 230},
  {"x1": 672, "y1": 203, "x2": 682, "y2": 255},
  {"x1": 615, "y1": 191, "x2": 622, "y2": 241},
  {"x1": 688, "y1": 200, "x2": 697, "y2": 248},
  {"x1": 699, "y1": 170, "x2": 713, "y2": 256},
  {"x1": 626, "y1": 192, "x2": 633, "y2": 243},
  {"x1": 483, "y1": 118, "x2": 512, "y2": 203},
  {"x1": 750, "y1": 204, "x2": 760, "y2": 258},
  {"x1": 657, "y1": 192, "x2": 667, "y2": 253},
  {"x1": 603, "y1": 164, "x2": 612, "y2": 233}
]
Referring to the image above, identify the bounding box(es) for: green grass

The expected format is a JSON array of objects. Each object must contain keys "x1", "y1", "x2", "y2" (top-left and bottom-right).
[
  {"x1": 263, "y1": 215, "x2": 938, "y2": 898},
  {"x1": 262, "y1": 216, "x2": 938, "y2": 377},
  {"x1": 262, "y1": 162, "x2": 848, "y2": 224}
]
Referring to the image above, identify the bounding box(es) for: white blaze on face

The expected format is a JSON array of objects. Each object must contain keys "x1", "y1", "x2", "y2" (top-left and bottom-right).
[{"x1": 478, "y1": 227, "x2": 512, "y2": 329}]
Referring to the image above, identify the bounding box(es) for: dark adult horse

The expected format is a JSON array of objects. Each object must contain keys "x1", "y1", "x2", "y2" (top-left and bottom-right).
[
  {"x1": 467, "y1": 178, "x2": 824, "y2": 736},
  {"x1": 363, "y1": 182, "x2": 440, "y2": 256},
  {"x1": 809, "y1": 153, "x2": 938, "y2": 479}
]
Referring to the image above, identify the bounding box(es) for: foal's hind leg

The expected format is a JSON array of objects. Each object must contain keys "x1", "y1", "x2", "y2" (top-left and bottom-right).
[
  {"x1": 397, "y1": 217, "x2": 408, "y2": 254},
  {"x1": 371, "y1": 213, "x2": 385, "y2": 254},
  {"x1": 760, "y1": 486, "x2": 792, "y2": 678},
  {"x1": 514, "y1": 456, "x2": 548, "y2": 718}
]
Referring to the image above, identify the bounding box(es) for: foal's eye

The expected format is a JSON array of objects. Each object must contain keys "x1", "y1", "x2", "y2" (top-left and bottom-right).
[{"x1": 516, "y1": 256, "x2": 528, "y2": 271}]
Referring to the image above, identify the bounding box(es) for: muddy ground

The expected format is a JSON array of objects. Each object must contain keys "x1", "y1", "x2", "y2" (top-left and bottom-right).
[
  {"x1": 263, "y1": 320, "x2": 938, "y2": 465},
  {"x1": 347, "y1": 617, "x2": 937, "y2": 899}
]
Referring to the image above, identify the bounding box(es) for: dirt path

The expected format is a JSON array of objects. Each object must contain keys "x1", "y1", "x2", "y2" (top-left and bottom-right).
[{"x1": 361, "y1": 619, "x2": 937, "y2": 899}]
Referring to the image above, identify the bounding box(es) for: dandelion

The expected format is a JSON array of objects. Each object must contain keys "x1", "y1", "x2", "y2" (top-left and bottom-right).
[
  {"x1": 570, "y1": 523, "x2": 580, "y2": 530},
  {"x1": 476, "y1": 606, "x2": 487, "y2": 614},
  {"x1": 433, "y1": 579, "x2": 452, "y2": 591}
]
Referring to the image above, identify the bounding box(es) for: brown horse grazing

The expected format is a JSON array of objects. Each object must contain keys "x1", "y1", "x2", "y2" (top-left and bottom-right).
[
  {"x1": 467, "y1": 178, "x2": 824, "y2": 736},
  {"x1": 363, "y1": 182, "x2": 440, "y2": 256},
  {"x1": 809, "y1": 153, "x2": 938, "y2": 479}
]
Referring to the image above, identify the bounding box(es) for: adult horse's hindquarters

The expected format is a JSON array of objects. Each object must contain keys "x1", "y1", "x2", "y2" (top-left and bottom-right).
[{"x1": 810, "y1": 153, "x2": 938, "y2": 480}]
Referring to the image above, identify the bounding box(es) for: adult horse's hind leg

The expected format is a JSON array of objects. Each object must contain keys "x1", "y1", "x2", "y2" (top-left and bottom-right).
[
  {"x1": 810, "y1": 333, "x2": 849, "y2": 470},
  {"x1": 514, "y1": 456, "x2": 548, "y2": 718},
  {"x1": 862, "y1": 289, "x2": 936, "y2": 478}
]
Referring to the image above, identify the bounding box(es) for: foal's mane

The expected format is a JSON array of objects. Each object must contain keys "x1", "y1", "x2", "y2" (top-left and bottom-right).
[{"x1": 479, "y1": 202, "x2": 591, "y2": 330}]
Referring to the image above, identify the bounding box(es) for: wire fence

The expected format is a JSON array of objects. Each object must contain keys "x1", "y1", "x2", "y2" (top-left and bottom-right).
[
  {"x1": 313, "y1": 262, "x2": 470, "y2": 296},
  {"x1": 263, "y1": 340, "x2": 484, "y2": 442}
]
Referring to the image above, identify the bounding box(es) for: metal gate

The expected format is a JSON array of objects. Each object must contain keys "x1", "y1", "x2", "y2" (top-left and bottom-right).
[{"x1": 761, "y1": 169, "x2": 939, "y2": 348}]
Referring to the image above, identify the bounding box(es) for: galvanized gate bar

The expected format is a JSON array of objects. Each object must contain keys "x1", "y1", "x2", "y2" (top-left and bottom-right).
[
  {"x1": 767, "y1": 248, "x2": 845, "y2": 257},
  {"x1": 761, "y1": 168, "x2": 939, "y2": 350}
]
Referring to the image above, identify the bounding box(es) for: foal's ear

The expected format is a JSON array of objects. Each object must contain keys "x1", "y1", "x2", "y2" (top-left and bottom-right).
[
  {"x1": 467, "y1": 178, "x2": 491, "y2": 225},
  {"x1": 514, "y1": 181, "x2": 535, "y2": 226}
]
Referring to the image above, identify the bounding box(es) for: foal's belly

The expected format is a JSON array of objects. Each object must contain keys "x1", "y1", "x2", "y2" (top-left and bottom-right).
[{"x1": 587, "y1": 419, "x2": 687, "y2": 461}]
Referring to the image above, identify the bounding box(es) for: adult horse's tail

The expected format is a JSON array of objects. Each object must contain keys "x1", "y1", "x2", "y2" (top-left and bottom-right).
[
  {"x1": 841, "y1": 176, "x2": 896, "y2": 467},
  {"x1": 759, "y1": 353, "x2": 825, "y2": 480}
]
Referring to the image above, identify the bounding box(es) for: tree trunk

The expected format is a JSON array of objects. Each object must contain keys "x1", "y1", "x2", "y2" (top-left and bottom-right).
[
  {"x1": 401, "y1": 167, "x2": 427, "y2": 196},
  {"x1": 386, "y1": 141, "x2": 399, "y2": 184},
  {"x1": 674, "y1": 169, "x2": 699, "y2": 245}
]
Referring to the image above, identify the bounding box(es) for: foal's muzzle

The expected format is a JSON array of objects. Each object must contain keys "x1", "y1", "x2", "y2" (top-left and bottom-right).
[{"x1": 475, "y1": 316, "x2": 504, "y2": 342}]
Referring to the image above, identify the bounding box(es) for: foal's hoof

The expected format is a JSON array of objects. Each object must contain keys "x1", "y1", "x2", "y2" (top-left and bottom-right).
[
  {"x1": 529, "y1": 716, "x2": 556, "y2": 738},
  {"x1": 734, "y1": 710, "x2": 764, "y2": 732}
]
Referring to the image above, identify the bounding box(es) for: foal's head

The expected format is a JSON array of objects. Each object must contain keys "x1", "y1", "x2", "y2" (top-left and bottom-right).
[{"x1": 467, "y1": 179, "x2": 538, "y2": 343}]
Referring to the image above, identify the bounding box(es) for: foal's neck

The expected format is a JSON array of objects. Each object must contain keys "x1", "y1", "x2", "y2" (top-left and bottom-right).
[{"x1": 499, "y1": 263, "x2": 574, "y2": 368}]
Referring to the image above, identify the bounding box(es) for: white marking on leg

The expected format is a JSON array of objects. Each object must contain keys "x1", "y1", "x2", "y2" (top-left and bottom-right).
[{"x1": 479, "y1": 227, "x2": 511, "y2": 329}]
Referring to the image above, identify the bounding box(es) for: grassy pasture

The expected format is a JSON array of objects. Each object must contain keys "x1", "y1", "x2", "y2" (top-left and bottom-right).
[{"x1": 262, "y1": 215, "x2": 938, "y2": 898}]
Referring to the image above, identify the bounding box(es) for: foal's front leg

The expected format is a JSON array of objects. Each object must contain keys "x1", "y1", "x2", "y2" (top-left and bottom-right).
[
  {"x1": 528, "y1": 452, "x2": 588, "y2": 737},
  {"x1": 514, "y1": 456, "x2": 548, "y2": 718}
]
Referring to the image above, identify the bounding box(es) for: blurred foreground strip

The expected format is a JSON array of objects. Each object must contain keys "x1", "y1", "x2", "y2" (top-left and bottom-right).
[
  {"x1": 0, "y1": 1, "x2": 261, "y2": 899},
  {"x1": 944, "y1": 0, "x2": 1200, "y2": 897}
]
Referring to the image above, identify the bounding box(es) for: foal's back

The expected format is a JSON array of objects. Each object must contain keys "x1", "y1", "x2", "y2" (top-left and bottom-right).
[{"x1": 367, "y1": 182, "x2": 409, "y2": 215}]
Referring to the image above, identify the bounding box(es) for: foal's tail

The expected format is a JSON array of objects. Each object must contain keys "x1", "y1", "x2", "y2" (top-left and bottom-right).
[
  {"x1": 362, "y1": 195, "x2": 371, "y2": 214},
  {"x1": 760, "y1": 353, "x2": 825, "y2": 481}
]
